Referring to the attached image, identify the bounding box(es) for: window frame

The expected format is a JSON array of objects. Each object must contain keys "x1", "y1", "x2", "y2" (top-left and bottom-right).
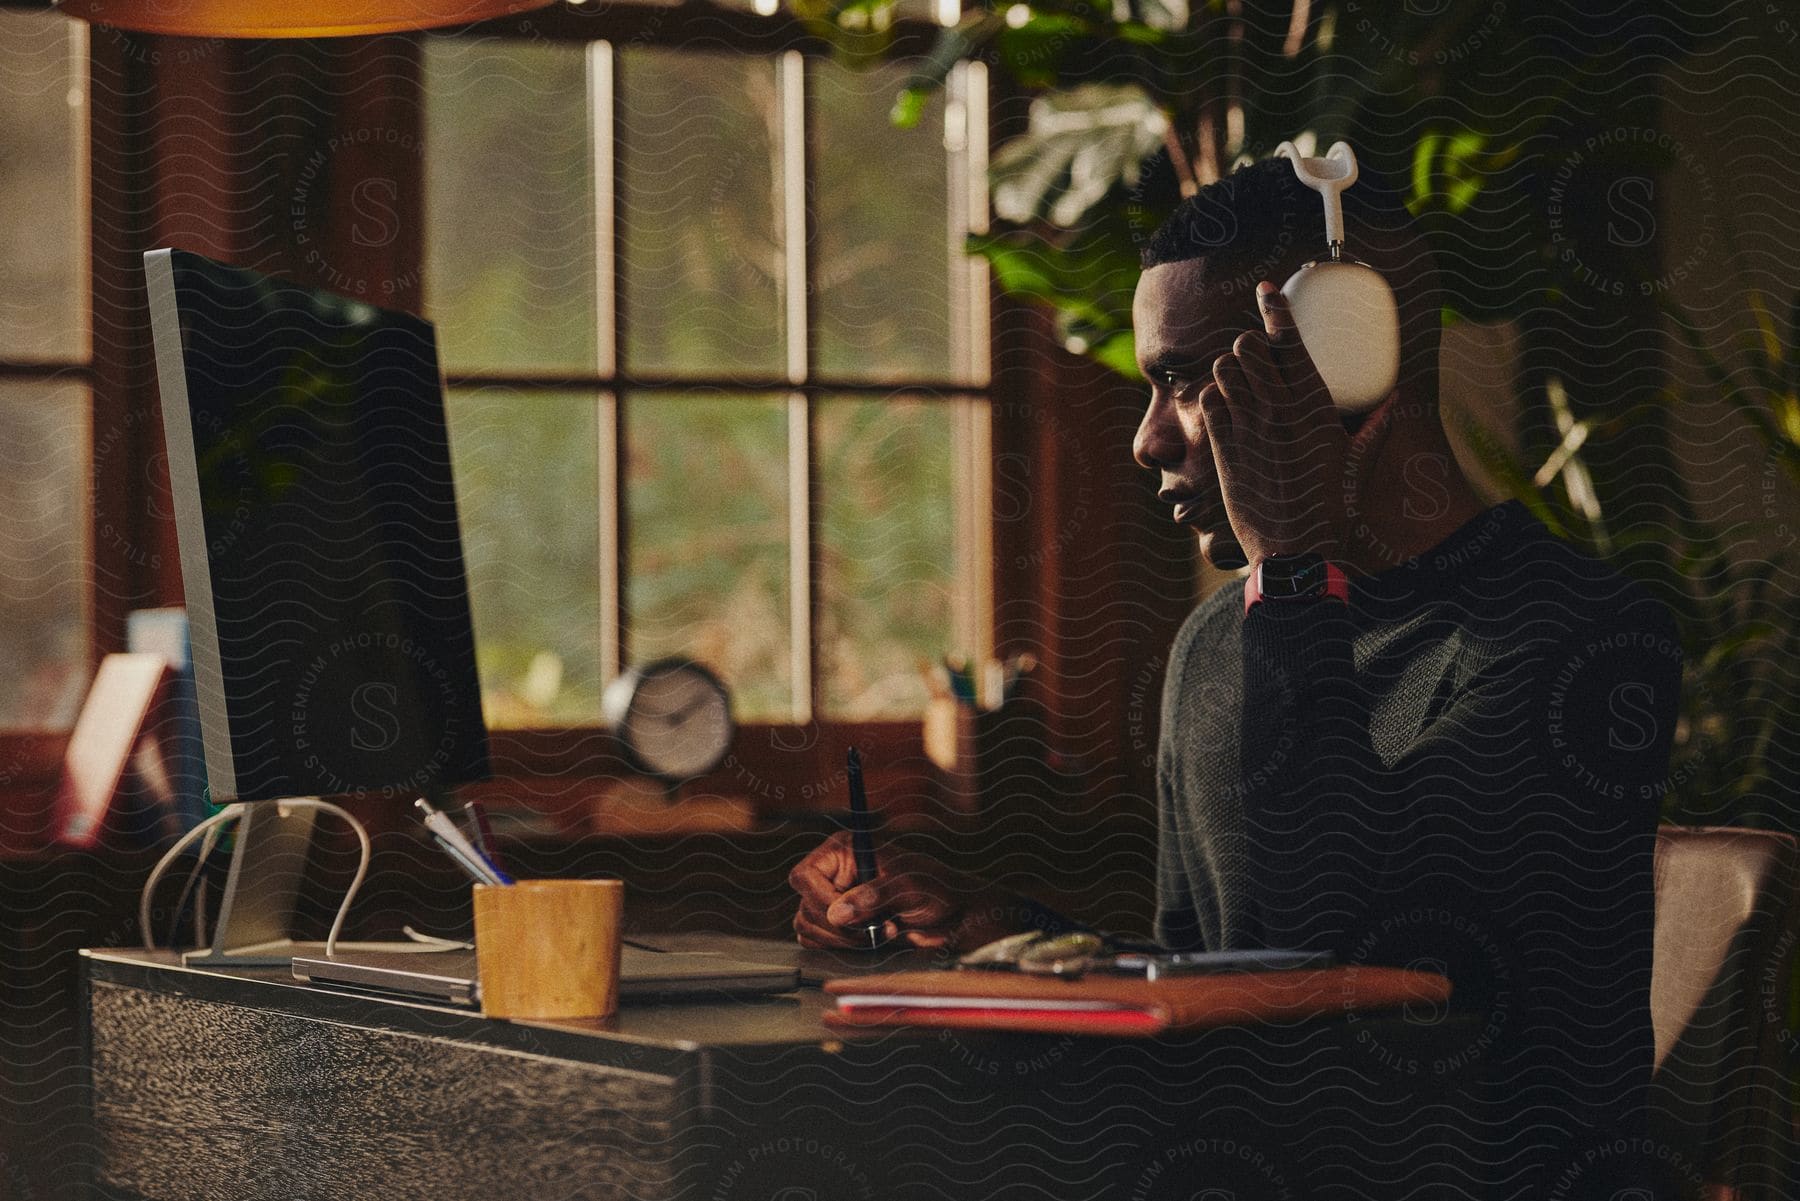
[
  {"x1": 1, "y1": 6, "x2": 1048, "y2": 825},
  {"x1": 0, "y1": 6, "x2": 95, "y2": 754},
  {"x1": 422, "y1": 15, "x2": 996, "y2": 740}
]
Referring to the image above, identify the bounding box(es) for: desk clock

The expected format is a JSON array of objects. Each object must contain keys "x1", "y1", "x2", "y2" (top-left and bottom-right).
[{"x1": 603, "y1": 658, "x2": 735, "y2": 782}]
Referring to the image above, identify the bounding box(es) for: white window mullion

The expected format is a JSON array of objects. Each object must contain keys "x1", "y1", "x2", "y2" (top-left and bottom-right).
[
  {"x1": 786, "y1": 391, "x2": 812, "y2": 722},
  {"x1": 70, "y1": 17, "x2": 91, "y2": 363},
  {"x1": 780, "y1": 50, "x2": 808, "y2": 389},
  {"x1": 778, "y1": 50, "x2": 813, "y2": 722},
  {"x1": 946, "y1": 61, "x2": 993, "y2": 694},
  {"x1": 960, "y1": 60, "x2": 990, "y2": 387},
  {"x1": 588, "y1": 40, "x2": 622, "y2": 685}
]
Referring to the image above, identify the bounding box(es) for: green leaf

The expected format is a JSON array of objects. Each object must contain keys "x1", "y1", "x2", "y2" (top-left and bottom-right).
[
  {"x1": 1407, "y1": 126, "x2": 1516, "y2": 217},
  {"x1": 969, "y1": 217, "x2": 1146, "y2": 379},
  {"x1": 1449, "y1": 410, "x2": 1572, "y2": 540},
  {"x1": 1085, "y1": 329, "x2": 1142, "y2": 379},
  {"x1": 970, "y1": 226, "x2": 1137, "y2": 326},
  {"x1": 891, "y1": 12, "x2": 1003, "y2": 128},
  {"x1": 988, "y1": 82, "x2": 1167, "y2": 228},
  {"x1": 1128, "y1": 0, "x2": 1189, "y2": 34},
  {"x1": 792, "y1": 0, "x2": 902, "y2": 67},
  {"x1": 994, "y1": 12, "x2": 1091, "y2": 89},
  {"x1": 889, "y1": 88, "x2": 930, "y2": 130},
  {"x1": 1748, "y1": 290, "x2": 1784, "y2": 365},
  {"x1": 1695, "y1": 621, "x2": 1782, "y2": 676}
]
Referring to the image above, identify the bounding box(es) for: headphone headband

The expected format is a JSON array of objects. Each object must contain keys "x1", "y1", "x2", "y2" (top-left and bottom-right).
[{"x1": 1274, "y1": 140, "x2": 1358, "y2": 256}]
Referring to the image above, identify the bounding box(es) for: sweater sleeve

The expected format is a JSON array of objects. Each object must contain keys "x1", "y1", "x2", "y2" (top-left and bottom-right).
[
  {"x1": 1152, "y1": 602, "x2": 1230, "y2": 951},
  {"x1": 1234, "y1": 597, "x2": 1388, "y2": 946},
  {"x1": 1152, "y1": 719, "x2": 1207, "y2": 950},
  {"x1": 1235, "y1": 590, "x2": 1680, "y2": 947},
  {"x1": 1237, "y1": 586, "x2": 1682, "y2": 1198}
]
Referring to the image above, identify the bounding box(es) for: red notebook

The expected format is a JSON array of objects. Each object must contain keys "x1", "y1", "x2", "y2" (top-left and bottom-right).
[{"x1": 824, "y1": 965, "x2": 1450, "y2": 1038}]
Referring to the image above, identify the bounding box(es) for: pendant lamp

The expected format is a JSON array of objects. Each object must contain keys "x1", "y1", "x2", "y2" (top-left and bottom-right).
[{"x1": 55, "y1": 0, "x2": 559, "y2": 38}]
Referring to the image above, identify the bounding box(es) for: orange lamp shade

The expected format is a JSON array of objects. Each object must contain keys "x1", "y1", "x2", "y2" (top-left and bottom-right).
[{"x1": 56, "y1": 0, "x2": 559, "y2": 37}]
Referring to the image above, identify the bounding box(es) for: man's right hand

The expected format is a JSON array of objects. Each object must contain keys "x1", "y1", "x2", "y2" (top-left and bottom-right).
[{"x1": 788, "y1": 831, "x2": 1006, "y2": 950}]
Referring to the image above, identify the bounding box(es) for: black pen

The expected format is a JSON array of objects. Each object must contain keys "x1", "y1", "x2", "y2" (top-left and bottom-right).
[{"x1": 846, "y1": 746, "x2": 889, "y2": 951}]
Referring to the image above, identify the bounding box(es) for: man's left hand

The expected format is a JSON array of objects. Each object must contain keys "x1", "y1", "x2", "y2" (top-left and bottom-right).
[{"x1": 1197, "y1": 281, "x2": 1351, "y2": 566}]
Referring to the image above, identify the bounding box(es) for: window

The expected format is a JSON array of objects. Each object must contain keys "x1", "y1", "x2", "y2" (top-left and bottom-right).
[
  {"x1": 422, "y1": 29, "x2": 990, "y2": 728},
  {"x1": 0, "y1": 9, "x2": 89, "y2": 731}
]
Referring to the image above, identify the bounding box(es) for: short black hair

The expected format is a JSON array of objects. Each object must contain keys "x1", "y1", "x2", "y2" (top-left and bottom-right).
[
  {"x1": 1141, "y1": 152, "x2": 1443, "y2": 398},
  {"x1": 1142, "y1": 153, "x2": 1415, "y2": 262}
]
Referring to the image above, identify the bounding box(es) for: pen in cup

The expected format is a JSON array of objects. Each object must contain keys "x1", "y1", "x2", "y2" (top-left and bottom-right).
[
  {"x1": 416, "y1": 797, "x2": 512, "y2": 885},
  {"x1": 845, "y1": 746, "x2": 888, "y2": 951},
  {"x1": 459, "y1": 798, "x2": 505, "y2": 875},
  {"x1": 431, "y1": 831, "x2": 501, "y2": 886}
]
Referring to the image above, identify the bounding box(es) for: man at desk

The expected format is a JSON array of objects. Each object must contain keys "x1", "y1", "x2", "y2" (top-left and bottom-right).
[{"x1": 789, "y1": 156, "x2": 1680, "y2": 1195}]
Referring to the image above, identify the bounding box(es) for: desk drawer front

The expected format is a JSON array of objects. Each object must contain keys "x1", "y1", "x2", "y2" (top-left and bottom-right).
[{"x1": 90, "y1": 982, "x2": 682, "y2": 1201}]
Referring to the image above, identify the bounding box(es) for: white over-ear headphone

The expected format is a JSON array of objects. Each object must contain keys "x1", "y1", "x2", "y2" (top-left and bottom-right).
[{"x1": 1274, "y1": 140, "x2": 1400, "y2": 414}]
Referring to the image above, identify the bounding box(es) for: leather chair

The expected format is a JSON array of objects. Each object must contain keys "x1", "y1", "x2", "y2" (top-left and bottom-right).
[{"x1": 1650, "y1": 825, "x2": 1800, "y2": 1200}]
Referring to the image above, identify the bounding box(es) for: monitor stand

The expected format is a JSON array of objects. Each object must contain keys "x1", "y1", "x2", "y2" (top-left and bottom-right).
[{"x1": 181, "y1": 800, "x2": 414, "y2": 968}]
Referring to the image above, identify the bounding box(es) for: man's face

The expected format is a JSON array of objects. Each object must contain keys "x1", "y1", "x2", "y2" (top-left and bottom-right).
[{"x1": 1131, "y1": 258, "x2": 1262, "y2": 570}]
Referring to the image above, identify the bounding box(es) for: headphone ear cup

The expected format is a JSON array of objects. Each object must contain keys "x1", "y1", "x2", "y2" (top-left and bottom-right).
[{"x1": 1279, "y1": 262, "x2": 1400, "y2": 415}]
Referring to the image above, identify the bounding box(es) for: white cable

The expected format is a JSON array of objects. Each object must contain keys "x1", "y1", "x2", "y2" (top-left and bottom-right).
[
  {"x1": 167, "y1": 818, "x2": 226, "y2": 946},
  {"x1": 402, "y1": 926, "x2": 473, "y2": 950},
  {"x1": 193, "y1": 820, "x2": 226, "y2": 947},
  {"x1": 278, "y1": 799, "x2": 370, "y2": 959},
  {"x1": 138, "y1": 798, "x2": 371, "y2": 959},
  {"x1": 141, "y1": 805, "x2": 244, "y2": 950}
]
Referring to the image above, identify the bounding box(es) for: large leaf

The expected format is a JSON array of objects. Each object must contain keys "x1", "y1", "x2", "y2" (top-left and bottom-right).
[
  {"x1": 794, "y1": 0, "x2": 903, "y2": 68},
  {"x1": 989, "y1": 83, "x2": 1167, "y2": 228},
  {"x1": 886, "y1": 0, "x2": 1187, "y2": 115},
  {"x1": 1056, "y1": 0, "x2": 1188, "y2": 33},
  {"x1": 1134, "y1": 0, "x2": 1188, "y2": 32},
  {"x1": 891, "y1": 12, "x2": 1004, "y2": 128},
  {"x1": 1084, "y1": 328, "x2": 1141, "y2": 378},
  {"x1": 1448, "y1": 409, "x2": 1572, "y2": 540},
  {"x1": 969, "y1": 218, "x2": 1146, "y2": 379},
  {"x1": 993, "y1": 12, "x2": 1091, "y2": 90}
]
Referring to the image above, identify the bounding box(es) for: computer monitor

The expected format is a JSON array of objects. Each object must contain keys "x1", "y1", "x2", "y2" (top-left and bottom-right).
[
  {"x1": 146, "y1": 247, "x2": 489, "y2": 804},
  {"x1": 145, "y1": 247, "x2": 490, "y2": 963}
]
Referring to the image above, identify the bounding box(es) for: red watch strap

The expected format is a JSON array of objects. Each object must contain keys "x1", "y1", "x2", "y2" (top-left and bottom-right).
[{"x1": 1243, "y1": 559, "x2": 1350, "y2": 614}]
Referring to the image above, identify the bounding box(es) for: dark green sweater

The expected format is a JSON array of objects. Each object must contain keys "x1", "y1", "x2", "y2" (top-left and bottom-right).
[{"x1": 1155, "y1": 500, "x2": 1681, "y2": 1197}]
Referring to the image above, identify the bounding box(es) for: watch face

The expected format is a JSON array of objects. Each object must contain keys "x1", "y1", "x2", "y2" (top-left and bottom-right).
[
  {"x1": 1262, "y1": 553, "x2": 1328, "y2": 598},
  {"x1": 615, "y1": 661, "x2": 733, "y2": 781}
]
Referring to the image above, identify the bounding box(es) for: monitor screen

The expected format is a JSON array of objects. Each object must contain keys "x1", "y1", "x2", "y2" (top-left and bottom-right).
[{"x1": 146, "y1": 248, "x2": 490, "y2": 803}]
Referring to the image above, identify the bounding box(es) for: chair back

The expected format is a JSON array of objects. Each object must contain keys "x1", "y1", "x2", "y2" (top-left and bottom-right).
[{"x1": 1650, "y1": 825, "x2": 1800, "y2": 1200}]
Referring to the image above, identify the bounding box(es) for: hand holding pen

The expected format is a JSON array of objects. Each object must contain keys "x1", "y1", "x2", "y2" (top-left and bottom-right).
[
  {"x1": 844, "y1": 748, "x2": 888, "y2": 950},
  {"x1": 790, "y1": 834, "x2": 1006, "y2": 951},
  {"x1": 789, "y1": 749, "x2": 1007, "y2": 950}
]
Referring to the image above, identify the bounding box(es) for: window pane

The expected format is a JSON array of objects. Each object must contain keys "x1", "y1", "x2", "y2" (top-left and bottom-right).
[
  {"x1": 618, "y1": 50, "x2": 785, "y2": 379},
  {"x1": 446, "y1": 388, "x2": 603, "y2": 727},
  {"x1": 424, "y1": 37, "x2": 597, "y2": 374},
  {"x1": 814, "y1": 59, "x2": 952, "y2": 383},
  {"x1": 0, "y1": 379, "x2": 87, "y2": 729},
  {"x1": 0, "y1": 12, "x2": 83, "y2": 361},
  {"x1": 627, "y1": 393, "x2": 790, "y2": 718},
  {"x1": 818, "y1": 394, "x2": 956, "y2": 718}
]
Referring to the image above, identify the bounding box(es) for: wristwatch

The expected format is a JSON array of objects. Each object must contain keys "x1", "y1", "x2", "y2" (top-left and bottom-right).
[{"x1": 1243, "y1": 552, "x2": 1350, "y2": 614}]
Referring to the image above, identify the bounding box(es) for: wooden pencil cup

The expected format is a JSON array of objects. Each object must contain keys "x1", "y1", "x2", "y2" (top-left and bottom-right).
[{"x1": 472, "y1": 878, "x2": 625, "y2": 1019}]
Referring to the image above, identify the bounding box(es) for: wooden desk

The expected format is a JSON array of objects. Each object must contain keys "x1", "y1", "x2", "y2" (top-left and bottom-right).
[{"x1": 81, "y1": 947, "x2": 1489, "y2": 1200}]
